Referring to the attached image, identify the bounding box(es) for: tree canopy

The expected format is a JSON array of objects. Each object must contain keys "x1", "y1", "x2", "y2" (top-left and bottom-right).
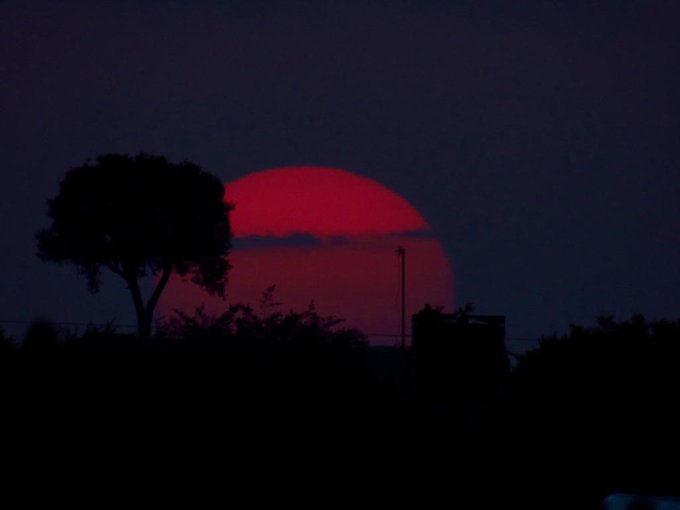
[
  {"x1": 508, "y1": 314, "x2": 680, "y2": 499},
  {"x1": 37, "y1": 153, "x2": 233, "y2": 337}
]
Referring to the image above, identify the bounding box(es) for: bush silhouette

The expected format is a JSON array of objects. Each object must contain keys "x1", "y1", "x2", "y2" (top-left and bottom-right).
[{"x1": 508, "y1": 315, "x2": 680, "y2": 500}]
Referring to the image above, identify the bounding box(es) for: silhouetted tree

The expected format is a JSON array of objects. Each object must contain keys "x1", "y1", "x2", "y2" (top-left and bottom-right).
[
  {"x1": 37, "y1": 153, "x2": 233, "y2": 337},
  {"x1": 508, "y1": 314, "x2": 680, "y2": 500}
]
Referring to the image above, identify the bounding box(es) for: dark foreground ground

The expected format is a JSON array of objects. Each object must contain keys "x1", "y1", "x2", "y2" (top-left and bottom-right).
[{"x1": 2, "y1": 318, "x2": 679, "y2": 507}]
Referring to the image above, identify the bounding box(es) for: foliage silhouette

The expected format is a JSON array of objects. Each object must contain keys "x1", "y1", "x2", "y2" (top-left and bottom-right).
[
  {"x1": 159, "y1": 290, "x2": 369, "y2": 411},
  {"x1": 1, "y1": 302, "x2": 385, "y2": 501},
  {"x1": 508, "y1": 314, "x2": 680, "y2": 502},
  {"x1": 37, "y1": 153, "x2": 233, "y2": 337},
  {"x1": 22, "y1": 320, "x2": 60, "y2": 355},
  {"x1": 7, "y1": 306, "x2": 680, "y2": 505},
  {"x1": 160, "y1": 286, "x2": 366, "y2": 349},
  {"x1": 0, "y1": 327, "x2": 14, "y2": 352}
]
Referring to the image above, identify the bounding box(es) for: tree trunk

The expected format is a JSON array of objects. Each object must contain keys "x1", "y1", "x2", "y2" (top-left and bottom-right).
[
  {"x1": 138, "y1": 310, "x2": 153, "y2": 339},
  {"x1": 127, "y1": 275, "x2": 149, "y2": 338},
  {"x1": 126, "y1": 266, "x2": 173, "y2": 339}
]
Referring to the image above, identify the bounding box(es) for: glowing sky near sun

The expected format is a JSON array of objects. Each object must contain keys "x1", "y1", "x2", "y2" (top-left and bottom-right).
[{"x1": 160, "y1": 166, "x2": 454, "y2": 345}]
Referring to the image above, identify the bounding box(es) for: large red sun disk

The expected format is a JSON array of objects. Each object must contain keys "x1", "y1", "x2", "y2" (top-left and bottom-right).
[{"x1": 160, "y1": 166, "x2": 454, "y2": 346}]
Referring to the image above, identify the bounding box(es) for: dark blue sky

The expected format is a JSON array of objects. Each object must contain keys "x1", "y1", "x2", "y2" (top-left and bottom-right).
[{"x1": 1, "y1": 0, "x2": 679, "y2": 341}]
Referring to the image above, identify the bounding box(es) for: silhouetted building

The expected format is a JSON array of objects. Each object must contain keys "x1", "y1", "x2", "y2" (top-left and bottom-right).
[{"x1": 412, "y1": 306, "x2": 509, "y2": 419}]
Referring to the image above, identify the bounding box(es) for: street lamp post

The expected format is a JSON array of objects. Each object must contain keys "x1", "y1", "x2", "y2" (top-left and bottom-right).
[{"x1": 396, "y1": 246, "x2": 406, "y2": 350}]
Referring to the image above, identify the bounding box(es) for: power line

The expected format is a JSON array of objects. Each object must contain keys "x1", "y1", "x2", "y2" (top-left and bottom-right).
[
  {"x1": 366, "y1": 333, "x2": 409, "y2": 337},
  {"x1": 0, "y1": 319, "x2": 136, "y2": 329}
]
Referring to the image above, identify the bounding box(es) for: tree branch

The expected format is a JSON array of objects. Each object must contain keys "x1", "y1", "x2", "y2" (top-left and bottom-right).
[
  {"x1": 106, "y1": 261, "x2": 124, "y2": 277},
  {"x1": 123, "y1": 266, "x2": 147, "y2": 335}
]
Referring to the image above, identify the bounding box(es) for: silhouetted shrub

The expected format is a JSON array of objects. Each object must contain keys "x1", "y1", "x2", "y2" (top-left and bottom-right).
[
  {"x1": 508, "y1": 315, "x2": 680, "y2": 500},
  {"x1": 22, "y1": 320, "x2": 60, "y2": 355}
]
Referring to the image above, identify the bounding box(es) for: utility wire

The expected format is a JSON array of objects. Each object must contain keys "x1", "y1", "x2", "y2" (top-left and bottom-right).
[
  {"x1": 0, "y1": 319, "x2": 136, "y2": 329},
  {"x1": 0, "y1": 320, "x2": 542, "y2": 340}
]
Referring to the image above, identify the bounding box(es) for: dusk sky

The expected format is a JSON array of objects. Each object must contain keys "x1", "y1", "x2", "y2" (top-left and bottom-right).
[{"x1": 1, "y1": 1, "x2": 679, "y2": 346}]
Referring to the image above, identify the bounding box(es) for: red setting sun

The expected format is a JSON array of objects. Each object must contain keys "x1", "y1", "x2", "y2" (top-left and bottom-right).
[
  {"x1": 226, "y1": 167, "x2": 429, "y2": 238},
  {"x1": 159, "y1": 167, "x2": 454, "y2": 345}
]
